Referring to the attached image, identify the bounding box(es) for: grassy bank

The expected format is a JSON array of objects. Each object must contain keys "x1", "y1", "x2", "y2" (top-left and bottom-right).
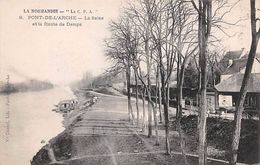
[{"x1": 172, "y1": 115, "x2": 259, "y2": 164}]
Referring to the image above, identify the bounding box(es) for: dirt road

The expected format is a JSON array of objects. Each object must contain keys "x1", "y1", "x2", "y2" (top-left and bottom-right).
[
  {"x1": 34, "y1": 91, "x2": 228, "y2": 165},
  {"x1": 51, "y1": 93, "x2": 169, "y2": 165}
]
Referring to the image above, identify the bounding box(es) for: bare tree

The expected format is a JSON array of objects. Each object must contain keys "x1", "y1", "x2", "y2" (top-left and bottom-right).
[
  {"x1": 149, "y1": 1, "x2": 177, "y2": 154},
  {"x1": 105, "y1": 18, "x2": 138, "y2": 124},
  {"x1": 126, "y1": 0, "x2": 159, "y2": 141},
  {"x1": 191, "y1": 0, "x2": 212, "y2": 164},
  {"x1": 190, "y1": 0, "x2": 248, "y2": 164},
  {"x1": 229, "y1": 0, "x2": 260, "y2": 164},
  {"x1": 172, "y1": 2, "x2": 198, "y2": 164}
]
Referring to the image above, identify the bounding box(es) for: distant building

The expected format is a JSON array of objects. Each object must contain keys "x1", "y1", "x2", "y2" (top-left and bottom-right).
[
  {"x1": 215, "y1": 50, "x2": 260, "y2": 115},
  {"x1": 219, "y1": 49, "x2": 260, "y2": 81}
]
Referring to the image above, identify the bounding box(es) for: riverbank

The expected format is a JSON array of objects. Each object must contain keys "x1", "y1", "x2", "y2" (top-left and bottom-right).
[
  {"x1": 31, "y1": 89, "x2": 243, "y2": 165},
  {"x1": 31, "y1": 89, "x2": 98, "y2": 165}
]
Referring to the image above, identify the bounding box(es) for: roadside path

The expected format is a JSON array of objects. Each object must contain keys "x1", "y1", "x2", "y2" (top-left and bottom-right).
[
  {"x1": 51, "y1": 92, "x2": 170, "y2": 165},
  {"x1": 51, "y1": 91, "x2": 229, "y2": 165}
]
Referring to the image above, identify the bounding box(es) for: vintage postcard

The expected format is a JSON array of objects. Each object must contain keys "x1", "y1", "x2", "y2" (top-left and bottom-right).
[{"x1": 0, "y1": 0, "x2": 259, "y2": 165}]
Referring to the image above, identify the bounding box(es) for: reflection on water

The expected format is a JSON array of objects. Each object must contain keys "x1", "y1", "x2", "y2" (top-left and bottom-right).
[
  {"x1": 4, "y1": 94, "x2": 10, "y2": 142},
  {"x1": 0, "y1": 87, "x2": 75, "y2": 165},
  {"x1": 0, "y1": 94, "x2": 11, "y2": 143}
]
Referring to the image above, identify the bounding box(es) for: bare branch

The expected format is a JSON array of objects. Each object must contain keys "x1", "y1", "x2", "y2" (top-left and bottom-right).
[{"x1": 190, "y1": 0, "x2": 200, "y2": 13}]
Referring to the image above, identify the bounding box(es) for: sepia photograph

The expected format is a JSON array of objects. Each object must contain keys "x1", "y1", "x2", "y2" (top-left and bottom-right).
[{"x1": 0, "y1": 0, "x2": 259, "y2": 165}]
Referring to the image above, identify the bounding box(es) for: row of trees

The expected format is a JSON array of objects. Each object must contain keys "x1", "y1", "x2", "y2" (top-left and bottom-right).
[{"x1": 104, "y1": 0, "x2": 259, "y2": 165}]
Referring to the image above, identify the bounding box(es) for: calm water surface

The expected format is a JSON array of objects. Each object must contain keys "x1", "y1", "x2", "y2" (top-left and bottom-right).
[{"x1": 0, "y1": 87, "x2": 75, "y2": 165}]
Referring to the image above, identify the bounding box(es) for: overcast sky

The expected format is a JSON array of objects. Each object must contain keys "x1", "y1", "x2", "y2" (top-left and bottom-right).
[{"x1": 0, "y1": 0, "x2": 259, "y2": 85}]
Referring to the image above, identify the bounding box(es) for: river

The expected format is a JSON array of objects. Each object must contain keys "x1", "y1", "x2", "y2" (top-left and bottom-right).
[{"x1": 0, "y1": 87, "x2": 75, "y2": 165}]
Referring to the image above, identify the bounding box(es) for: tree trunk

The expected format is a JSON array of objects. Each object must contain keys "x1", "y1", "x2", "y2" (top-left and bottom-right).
[
  {"x1": 155, "y1": 68, "x2": 159, "y2": 108},
  {"x1": 126, "y1": 63, "x2": 135, "y2": 125},
  {"x1": 198, "y1": 77, "x2": 207, "y2": 165},
  {"x1": 196, "y1": 0, "x2": 213, "y2": 164},
  {"x1": 141, "y1": 86, "x2": 146, "y2": 132},
  {"x1": 198, "y1": 0, "x2": 210, "y2": 164},
  {"x1": 162, "y1": 84, "x2": 170, "y2": 154},
  {"x1": 147, "y1": 88, "x2": 153, "y2": 137},
  {"x1": 166, "y1": 82, "x2": 170, "y2": 114},
  {"x1": 148, "y1": 92, "x2": 159, "y2": 145},
  {"x1": 147, "y1": 72, "x2": 153, "y2": 137},
  {"x1": 153, "y1": 102, "x2": 160, "y2": 145},
  {"x1": 134, "y1": 70, "x2": 140, "y2": 125},
  {"x1": 160, "y1": 65, "x2": 171, "y2": 154},
  {"x1": 229, "y1": 0, "x2": 259, "y2": 164},
  {"x1": 197, "y1": 68, "x2": 201, "y2": 129},
  {"x1": 176, "y1": 57, "x2": 190, "y2": 165},
  {"x1": 126, "y1": 70, "x2": 131, "y2": 122},
  {"x1": 145, "y1": 35, "x2": 152, "y2": 137},
  {"x1": 158, "y1": 68, "x2": 163, "y2": 123},
  {"x1": 147, "y1": 70, "x2": 153, "y2": 137}
]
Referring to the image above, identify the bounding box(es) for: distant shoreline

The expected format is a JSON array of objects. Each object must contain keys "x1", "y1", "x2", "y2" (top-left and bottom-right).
[{"x1": 0, "y1": 80, "x2": 54, "y2": 94}]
